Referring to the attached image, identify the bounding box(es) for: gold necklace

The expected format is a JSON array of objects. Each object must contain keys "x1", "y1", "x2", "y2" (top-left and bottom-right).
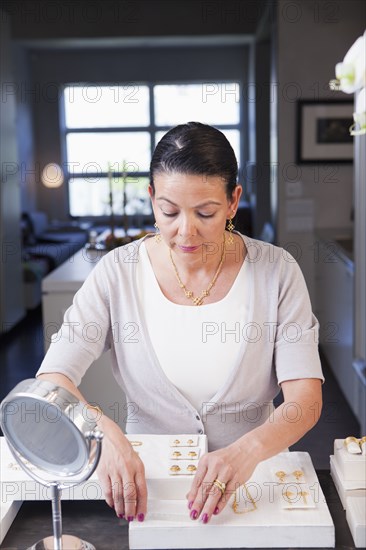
[
  {"x1": 232, "y1": 483, "x2": 257, "y2": 514},
  {"x1": 169, "y1": 236, "x2": 226, "y2": 306}
]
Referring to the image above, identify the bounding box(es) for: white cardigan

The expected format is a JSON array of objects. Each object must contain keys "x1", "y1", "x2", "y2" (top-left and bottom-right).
[{"x1": 37, "y1": 233, "x2": 324, "y2": 451}]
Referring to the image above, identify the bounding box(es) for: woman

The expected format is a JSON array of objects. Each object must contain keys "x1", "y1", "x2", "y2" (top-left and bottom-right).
[{"x1": 37, "y1": 122, "x2": 323, "y2": 526}]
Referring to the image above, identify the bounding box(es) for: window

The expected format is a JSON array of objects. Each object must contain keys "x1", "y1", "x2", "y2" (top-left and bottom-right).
[{"x1": 62, "y1": 83, "x2": 242, "y2": 218}]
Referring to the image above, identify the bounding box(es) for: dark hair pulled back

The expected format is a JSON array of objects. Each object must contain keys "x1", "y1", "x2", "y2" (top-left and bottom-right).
[{"x1": 149, "y1": 122, "x2": 238, "y2": 199}]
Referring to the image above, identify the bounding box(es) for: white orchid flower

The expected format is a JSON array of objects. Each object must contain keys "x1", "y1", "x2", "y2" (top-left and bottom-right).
[
  {"x1": 330, "y1": 30, "x2": 366, "y2": 93},
  {"x1": 351, "y1": 87, "x2": 366, "y2": 135}
]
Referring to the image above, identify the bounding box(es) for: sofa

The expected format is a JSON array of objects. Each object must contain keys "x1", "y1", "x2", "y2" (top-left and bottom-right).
[{"x1": 21, "y1": 212, "x2": 89, "y2": 309}]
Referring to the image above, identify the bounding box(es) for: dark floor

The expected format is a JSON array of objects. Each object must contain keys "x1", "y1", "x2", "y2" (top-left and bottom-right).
[{"x1": 0, "y1": 306, "x2": 360, "y2": 469}]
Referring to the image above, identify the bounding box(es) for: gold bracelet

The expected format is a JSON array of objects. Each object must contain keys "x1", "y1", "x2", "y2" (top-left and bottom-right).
[{"x1": 86, "y1": 404, "x2": 103, "y2": 417}]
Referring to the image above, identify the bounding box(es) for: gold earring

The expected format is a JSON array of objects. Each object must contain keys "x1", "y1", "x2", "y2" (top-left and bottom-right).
[
  {"x1": 292, "y1": 470, "x2": 304, "y2": 481},
  {"x1": 226, "y1": 211, "x2": 235, "y2": 245},
  {"x1": 275, "y1": 470, "x2": 287, "y2": 483},
  {"x1": 154, "y1": 222, "x2": 161, "y2": 243}
]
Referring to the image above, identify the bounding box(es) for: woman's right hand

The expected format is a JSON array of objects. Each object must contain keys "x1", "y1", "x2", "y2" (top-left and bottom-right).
[
  {"x1": 36, "y1": 375, "x2": 147, "y2": 520},
  {"x1": 96, "y1": 415, "x2": 148, "y2": 522}
]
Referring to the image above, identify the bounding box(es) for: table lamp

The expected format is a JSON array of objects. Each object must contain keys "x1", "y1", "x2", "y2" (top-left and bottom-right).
[
  {"x1": 41, "y1": 163, "x2": 64, "y2": 224},
  {"x1": 0, "y1": 378, "x2": 103, "y2": 550}
]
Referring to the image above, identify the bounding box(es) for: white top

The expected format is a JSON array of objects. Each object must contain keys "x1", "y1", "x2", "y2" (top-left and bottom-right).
[{"x1": 136, "y1": 242, "x2": 248, "y2": 411}]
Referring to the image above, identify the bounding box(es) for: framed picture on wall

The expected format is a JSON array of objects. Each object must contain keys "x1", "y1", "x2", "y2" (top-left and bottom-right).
[{"x1": 296, "y1": 99, "x2": 354, "y2": 163}]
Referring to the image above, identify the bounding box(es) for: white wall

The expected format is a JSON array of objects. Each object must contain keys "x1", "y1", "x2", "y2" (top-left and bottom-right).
[{"x1": 276, "y1": 0, "x2": 364, "y2": 303}]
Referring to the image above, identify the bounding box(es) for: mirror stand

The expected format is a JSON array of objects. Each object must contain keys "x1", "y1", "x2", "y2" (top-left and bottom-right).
[{"x1": 28, "y1": 483, "x2": 94, "y2": 550}]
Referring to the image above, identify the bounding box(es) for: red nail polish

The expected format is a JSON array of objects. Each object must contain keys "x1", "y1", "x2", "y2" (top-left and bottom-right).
[
  {"x1": 213, "y1": 507, "x2": 219, "y2": 515},
  {"x1": 188, "y1": 501, "x2": 193, "y2": 510},
  {"x1": 137, "y1": 513, "x2": 145, "y2": 522},
  {"x1": 127, "y1": 516, "x2": 134, "y2": 522},
  {"x1": 118, "y1": 513, "x2": 125, "y2": 519}
]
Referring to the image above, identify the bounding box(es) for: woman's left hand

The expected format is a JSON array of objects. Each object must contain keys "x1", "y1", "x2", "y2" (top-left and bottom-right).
[{"x1": 185, "y1": 441, "x2": 257, "y2": 524}]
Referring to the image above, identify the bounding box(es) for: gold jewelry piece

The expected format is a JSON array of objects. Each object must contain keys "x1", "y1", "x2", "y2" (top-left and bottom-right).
[
  {"x1": 8, "y1": 462, "x2": 21, "y2": 471},
  {"x1": 284, "y1": 490, "x2": 294, "y2": 504},
  {"x1": 86, "y1": 404, "x2": 103, "y2": 417},
  {"x1": 129, "y1": 441, "x2": 143, "y2": 447},
  {"x1": 213, "y1": 478, "x2": 226, "y2": 495},
  {"x1": 232, "y1": 484, "x2": 257, "y2": 514},
  {"x1": 275, "y1": 470, "x2": 287, "y2": 483},
  {"x1": 292, "y1": 470, "x2": 304, "y2": 481},
  {"x1": 172, "y1": 451, "x2": 182, "y2": 457},
  {"x1": 226, "y1": 211, "x2": 235, "y2": 245},
  {"x1": 170, "y1": 465, "x2": 180, "y2": 473},
  {"x1": 344, "y1": 436, "x2": 362, "y2": 454},
  {"x1": 187, "y1": 439, "x2": 194, "y2": 445},
  {"x1": 8, "y1": 461, "x2": 35, "y2": 471},
  {"x1": 187, "y1": 464, "x2": 197, "y2": 472},
  {"x1": 169, "y1": 234, "x2": 226, "y2": 306},
  {"x1": 173, "y1": 439, "x2": 180, "y2": 445},
  {"x1": 154, "y1": 222, "x2": 161, "y2": 243},
  {"x1": 300, "y1": 491, "x2": 308, "y2": 504},
  {"x1": 284, "y1": 490, "x2": 309, "y2": 506},
  {"x1": 188, "y1": 451, "x2": 197, "y2": 457},
  {"x1": 344, "y1": 435, "x2": 360, "y2": 445}
]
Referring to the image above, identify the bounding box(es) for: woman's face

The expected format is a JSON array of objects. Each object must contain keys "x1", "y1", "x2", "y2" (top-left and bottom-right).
[{"x1": 149, "y1": 172, "x2": 241, "y2": 256}]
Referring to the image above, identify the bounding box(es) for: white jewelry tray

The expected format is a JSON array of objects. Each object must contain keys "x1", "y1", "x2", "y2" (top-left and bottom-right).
[
  {"x1": 129, "y1": 452, "x2": 335, "y2": 549},
  {"x1": 0, "y1": 433, "x2": 207, "y2": 543},
  {"x1": 0, "y1": 437, "x2": 334, "y2": 548},
  {"x1": 330, "y1": 455, "x2": 366, "y2": 510},
  {"x1": 0, "y1": 434, "x2": 207, "y2": 503},
  {"x1": 333, "y1": 439, "x2": 366, "y2": 482},
  {"x1": 346, "y1": 497, "x2": 366, "y2": 548}
]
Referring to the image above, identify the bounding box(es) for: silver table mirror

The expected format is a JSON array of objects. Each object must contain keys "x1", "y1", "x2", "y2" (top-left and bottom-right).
[{"x1": 0, "y1": 378, "x2": 103, "y2": 550}]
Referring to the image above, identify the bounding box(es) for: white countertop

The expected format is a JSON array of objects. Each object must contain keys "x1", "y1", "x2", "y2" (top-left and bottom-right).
[{"x1": 42, "y1": 248, "x2": 106, "y2": 293}]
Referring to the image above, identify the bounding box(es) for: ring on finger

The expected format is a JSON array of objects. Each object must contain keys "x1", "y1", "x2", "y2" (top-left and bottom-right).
[{"x1": 212, "y1": 478, "x2": 226, "y2": 495}]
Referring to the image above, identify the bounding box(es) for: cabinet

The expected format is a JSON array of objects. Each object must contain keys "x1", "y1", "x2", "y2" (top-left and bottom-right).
[
  {"x1": 0, "y1": 11, "x2": 25, "y2": 333},
  {"x1": 42, "y1": 248, "x2": 126, "y2": 429},
  {"x1": 316, "y1": 235, "x2": 356, "y2": 416}
]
